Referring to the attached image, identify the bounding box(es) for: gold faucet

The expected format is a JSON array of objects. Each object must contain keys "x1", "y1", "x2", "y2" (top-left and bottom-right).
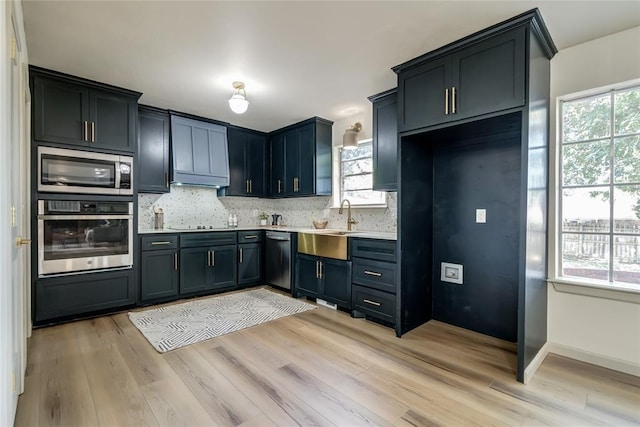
[{"x1": 339, "y1": 199, "x2": 358, "y2": 231}]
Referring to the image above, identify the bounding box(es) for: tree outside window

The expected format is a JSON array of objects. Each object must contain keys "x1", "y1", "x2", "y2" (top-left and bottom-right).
[
  {"x1": 339, "y1": 141, "x2": 386, "y2": 206},
  {"x1": 560, "y1": 86, "x2": 640, "y2": 285}
]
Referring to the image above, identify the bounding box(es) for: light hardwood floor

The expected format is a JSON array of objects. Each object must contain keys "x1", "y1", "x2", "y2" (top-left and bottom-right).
[{"x1": 15, "y1": 289, "x2": 640, "y2": 426}]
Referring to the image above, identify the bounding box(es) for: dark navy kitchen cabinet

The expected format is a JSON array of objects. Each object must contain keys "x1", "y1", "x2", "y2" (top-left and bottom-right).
[
  {"x1": 179, "y1": 233, "x2": 238, "y2": 295},
  {"x1": 34, "y1": 269, "x2": 135, "y2": 324},
  {"x1": 369, "y1": 88, "x2": 398, "y2": 191},
  {"x1": 394, "y1": 9, "x2": 556, "y2": 382},
  {"x1": 225, "y1": 127, "x2": 267, "y2": 196},
  {"x1": 296, "y1": 254, "x2": 351, "y2": 309},
  {"x1": 269, "y1": 117, "x2": 333, "y2": 197},
  {"x1": 238, "y1": 243, "x2": 263, "y2": 286},
  {"x1": 396, "y1": 27, "x2": 526, "y2": 133},
  {"x1": 140, "y1": 235, "x2": 179, "y2": 302},
  {"x1": 138, "y1": 106, "x2": 170, "y2": 193},
  {"x1": 171, "y1": 115, "x2": 230, "y2": 187},
  {"x1": 30, "y1": 66, "x2": 140, "y2": 153}
]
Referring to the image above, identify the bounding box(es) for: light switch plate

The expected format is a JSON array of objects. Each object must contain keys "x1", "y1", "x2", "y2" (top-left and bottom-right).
[{"x1": 476, "y1": 209, "x2": 486, "y2": 223}]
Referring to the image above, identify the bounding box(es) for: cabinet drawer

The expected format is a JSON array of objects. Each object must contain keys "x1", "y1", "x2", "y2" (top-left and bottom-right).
[
  {"x1": 238, "y1": 230, "x2": 263, "y2": 243},
  {"x1": 352, "y1": 285, "x2": 395, "y2": 323},
  {"x1": 352, "y1": 258, "x2": 397, "y2": 294},
  {"x1": 180, "y1": 232, "x2": 237, "y2": 248},
  {"x1": 351, "y1": 238, "x2": 397, "y2": 262},
  {"x1": 141, "y1": 235, "x2": 179, "y2": 251}
]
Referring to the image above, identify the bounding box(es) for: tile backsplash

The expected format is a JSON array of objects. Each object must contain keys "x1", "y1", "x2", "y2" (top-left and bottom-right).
[{"x1": 138, "y1": 185, "x2": 397, "y2": 233}]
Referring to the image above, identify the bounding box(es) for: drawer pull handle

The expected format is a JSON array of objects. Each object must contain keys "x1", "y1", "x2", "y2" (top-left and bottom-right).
[
  {"x1": 363, "y1": 299, "x2": 381, "y2": 307},
  {"x1": 150, "y1": 241, "x2": 171, "y2": 245},
  {"x1": 364, "y1": 270, "x2": 382, "y2": 277},
  {"x1": 244, "y1": 235, "x2": 258, "y2": 239}
]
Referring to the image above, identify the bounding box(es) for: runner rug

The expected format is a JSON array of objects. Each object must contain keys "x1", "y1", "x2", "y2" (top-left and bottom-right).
[{"x1": 128, "y1": 288, "x2": 315, "y2": 353}]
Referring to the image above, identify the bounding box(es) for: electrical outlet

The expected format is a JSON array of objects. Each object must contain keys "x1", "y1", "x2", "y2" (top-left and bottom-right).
[{"x1": 476, "y1": 209, "x2": 486, "y2": 223}]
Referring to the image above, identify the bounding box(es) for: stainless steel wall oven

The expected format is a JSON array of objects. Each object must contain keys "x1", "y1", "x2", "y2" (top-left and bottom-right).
[{"x1": 37, "y1": 200, "x2": 133, "y2": 276}]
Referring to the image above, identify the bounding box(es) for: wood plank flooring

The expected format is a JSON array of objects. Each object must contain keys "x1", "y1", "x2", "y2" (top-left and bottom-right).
[{"x1": 15, "y1": 289, "x2": 640, "y2": 426}]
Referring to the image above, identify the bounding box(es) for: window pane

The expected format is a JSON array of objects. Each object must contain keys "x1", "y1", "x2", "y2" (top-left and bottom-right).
[
  {"x1": 341, "y1": 143, "x2": 372, "y2": 161},
  {"x1": 342, "y1": 190, "x2": 386, "y2": 206},
  {"x1": 562, "y1": 140, "x2": 610, "y2": 186},
  {"x1": 614, "y1": 185, "x2": 640, "y2": 234},
  {"x1": 562, "y1": 233, "x2": 610, "y2": 281},
  {"x1": 614, "y1": 136, "x2": 640, "y2": 184},
  {"x1": 342, "y1": 158, "x2": 372, "y2": 176},
  {"x1": 562, "y1": 187, "x2": 610, "y2": 233},
  {"x1": 342, "y1": 174, "x2": 373, "y2": 191},
  {"x1": 562, "y1": 95, "x2": 611, "y2": 142},
  {"x1": 613, "y1": 236, "x2": 640, "y2": 284},
  {"x1": 614, "y1": 89, "x2": 640, "y2": 135}
]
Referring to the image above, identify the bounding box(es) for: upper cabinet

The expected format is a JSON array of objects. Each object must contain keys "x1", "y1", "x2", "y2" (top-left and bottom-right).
[
  {"x1": 30, "y1": 66, "x2": 140, "y2": 153},
  {"x1": 224, "y1": 127, "x2": 267, "y2": 197},
  {"x1": 395, "y1": 26, "x2": 527, "y2": 133},
  {"x1": 369, "y1": 88, "x2": 398, "y2": 192},
  {"x1": 138, "y1": 106, "x2": 170, "y2": 193},
  {"x1": 171, "y1": 114, "x2": 230, "y2": 187},
  {"x1": 269, "y1": 117, "x2": 333, "y2": 197}
]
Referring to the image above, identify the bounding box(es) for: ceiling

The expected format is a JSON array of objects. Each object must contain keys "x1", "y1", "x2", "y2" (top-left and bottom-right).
[{"x1": 22, "y1": 1, "x2": 640, "y2": 133}]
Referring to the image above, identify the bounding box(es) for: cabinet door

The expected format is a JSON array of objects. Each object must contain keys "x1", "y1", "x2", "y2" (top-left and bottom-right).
[
  {"x1": 238, "y1": 243, "x2": 262, "y2": 286},
  {"x1": 211, "y1": 245, "x2": 237, "y2": 290},
  {"x1": 140, "y1": 249, "x2": 179, "y2": 302},
  {"x1": 398, "y1": 56, "x2": 450, "y2": 132},
  {"x1": 296, "y1": 254, "x2": 320, "y2": 296},
  {"x1": 33, "y1": 76, "x2": 89, "y2": 146},
  {"x1": 138, "y1": 108, "x2": 170, "y2": 193},
  {"x1": 270, "y1": 132, "x2": 285, "y2": 196},
  {"x1": 284, "y1": 129, "x2": 300, "y2": 196},
  {"x1": 90, "y1": 89, "x2": 136, "y2": 152},
  {"x1": 451, "y1": 27, "x2": 526, "y2": 121},
  {"x1": 179, "y1": 247, "x2": 210, "y2": 295},
  {"x1": 246, "y1": 132, "x2": 267, "y2": 196},
  {"x1": 321, "y1": 258, "x2": 352, "y2": 308},
  {"x1": 296, "y1": 123, "x2": 315, "y2": 196},
  {"x1": 226, "y1": 128, "x2": 249, "y2": 196},
  {"x1": 372, "y1": 91, "x2": 398, "y2": 191}
]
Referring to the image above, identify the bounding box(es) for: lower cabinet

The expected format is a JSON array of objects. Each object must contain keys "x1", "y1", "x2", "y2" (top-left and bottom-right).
[
  {"x1": 140, "y1": 235, "x2": 180, "y2": 303},
  {"x1": 296, "y1": 254, "x2": 352, "y2": 309},
  {"x1": 180, "y1": 244, "x2": 237, "y2": 295},
  {"x1": 35, "y1": 268, "x2": 135, "y2": 324},
  {"x1": 238, "y1": 243, "x2": 263, "y2": 286},
  {"x1": 350, "y1": 238, "x2": 398, "y2": 331}
]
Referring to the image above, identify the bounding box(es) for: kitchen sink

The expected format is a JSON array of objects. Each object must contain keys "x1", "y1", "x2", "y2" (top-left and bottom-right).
[{"x1": 297, "y1": 232, "x2": 348, "y2": 260}]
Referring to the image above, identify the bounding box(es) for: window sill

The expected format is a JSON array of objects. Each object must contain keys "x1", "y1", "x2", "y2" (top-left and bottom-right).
[{"x1": 550, "y1": 277, "x2": 640, "y2": 304}]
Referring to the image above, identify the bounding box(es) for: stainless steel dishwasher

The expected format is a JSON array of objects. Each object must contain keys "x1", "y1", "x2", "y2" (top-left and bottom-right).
[{"x1": 265, "y1": 231, "x2": 292, "y2": 290}]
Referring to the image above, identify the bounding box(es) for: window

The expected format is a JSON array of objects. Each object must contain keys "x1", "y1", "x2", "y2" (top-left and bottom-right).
[
  {"x1": 559, "y1": 85, "x2": 640, "y2": 285},
  {"x1": 338, "y1": 140, "x2": 386, "y2": 206}
]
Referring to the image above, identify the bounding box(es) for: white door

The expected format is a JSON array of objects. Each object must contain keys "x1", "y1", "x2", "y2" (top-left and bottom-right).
[{"x1": 9, "y1": 13, "x2": 27, "y2": 398}]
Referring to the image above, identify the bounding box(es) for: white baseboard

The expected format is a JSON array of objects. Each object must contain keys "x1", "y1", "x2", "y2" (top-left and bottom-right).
[
  {"x1": 523, "y1": 342, "x2": 549, "y2": 384},
  {"x1": 548, "y1": 342, "x2": 640, "y2": 377},
  {"x1": 315, "y1": 298, "x2": 337, "y2": 310}
]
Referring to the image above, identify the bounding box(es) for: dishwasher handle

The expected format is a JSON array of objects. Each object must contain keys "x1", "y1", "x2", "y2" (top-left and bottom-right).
[{"x1": 266, "y1": 232, "x2": 291, "y2": 241}]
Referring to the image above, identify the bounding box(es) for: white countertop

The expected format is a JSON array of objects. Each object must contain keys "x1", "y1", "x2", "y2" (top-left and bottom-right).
[{"x1": 139, "y1": 226, "x2": 397, "y2": 241}]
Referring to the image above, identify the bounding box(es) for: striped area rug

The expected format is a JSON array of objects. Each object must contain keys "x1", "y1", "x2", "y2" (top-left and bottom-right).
[{"x1": 128, "y1": 288, "x2": 315, "y2": 353}]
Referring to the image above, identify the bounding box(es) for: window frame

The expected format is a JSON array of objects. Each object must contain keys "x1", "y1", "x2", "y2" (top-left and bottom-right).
[
  {"x1": 557, "y1": 84, "x2": 640, "y2": 289},
  {"x1": 333, "y1": 138, "x2": 387, "y2": 208}
]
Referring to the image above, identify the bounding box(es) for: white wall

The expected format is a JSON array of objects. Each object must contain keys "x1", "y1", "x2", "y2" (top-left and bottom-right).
[{"x1": 548, "y1": 27, "x2": 640, "y2": 375}]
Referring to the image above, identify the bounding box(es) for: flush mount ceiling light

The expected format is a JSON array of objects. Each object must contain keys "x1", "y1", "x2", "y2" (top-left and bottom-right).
[
  {"x1": 228, "y1": 81, "x2": 249, "y2": 114},
  {"x1": 342, "y1": 122, "x2": 362, "y2": 150}
]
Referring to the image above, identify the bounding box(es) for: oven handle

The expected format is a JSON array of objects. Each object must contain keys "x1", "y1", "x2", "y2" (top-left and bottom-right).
[{"x1": 38, "y1": 214, "x2": 133, "y2": 220}]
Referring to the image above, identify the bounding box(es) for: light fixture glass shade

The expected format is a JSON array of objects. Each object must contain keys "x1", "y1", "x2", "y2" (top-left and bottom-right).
[
  {"x1": 228, "y1": 81, "x2": 249, "y2": 114},
  {"x1": 342, "y1": 122, "x2": 362, "y2": 150}
]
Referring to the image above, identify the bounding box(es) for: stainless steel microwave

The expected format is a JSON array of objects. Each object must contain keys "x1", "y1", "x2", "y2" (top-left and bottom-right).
[{"x1": 37, "y1": 146, "x2": 133, "y2": 195}]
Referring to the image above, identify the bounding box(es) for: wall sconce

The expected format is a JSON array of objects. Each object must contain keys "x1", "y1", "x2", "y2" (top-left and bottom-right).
[
  {"x1": 228, "y1": 81, "x2": 249, "y2": 114},
  {"x1": 342, "y1": 122, "x2": 362, "y2": 150}
]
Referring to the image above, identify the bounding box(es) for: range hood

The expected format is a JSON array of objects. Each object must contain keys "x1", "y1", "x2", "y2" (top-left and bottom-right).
[{"x1": 170, "y1": 114, "x2": 230, "y2": 188}]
